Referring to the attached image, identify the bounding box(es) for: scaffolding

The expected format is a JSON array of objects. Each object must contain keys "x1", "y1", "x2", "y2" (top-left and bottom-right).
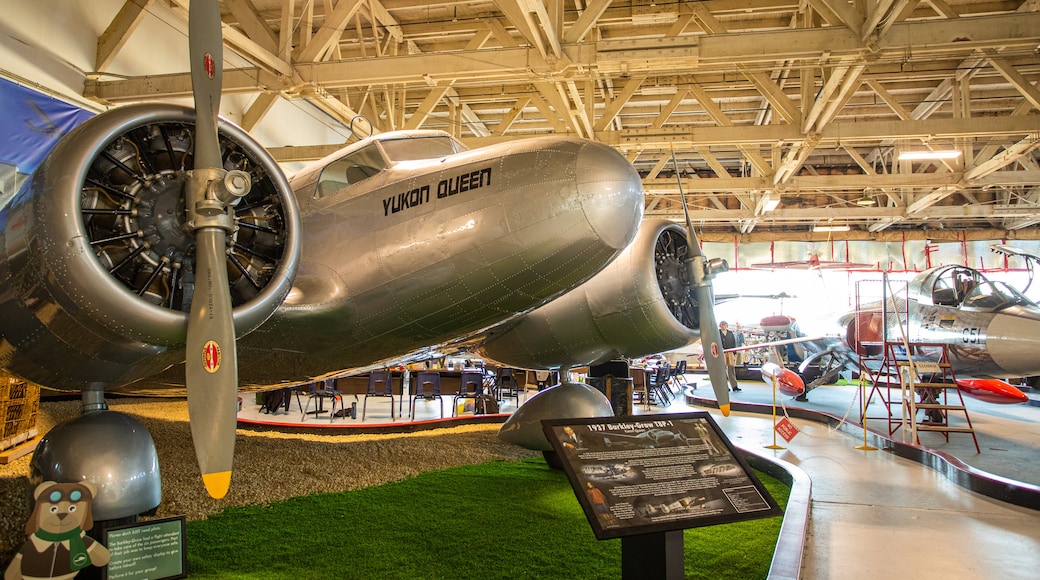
[
  {"x1": 862, "y1": 342, "x2": 980, "y2": 453},
  {"x1": 853, "y1": 277, "x2": 980, "y2": 453}
]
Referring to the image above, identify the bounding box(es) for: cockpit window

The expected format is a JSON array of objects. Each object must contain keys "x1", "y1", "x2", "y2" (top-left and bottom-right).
[
  {"x1": 380, "y1": 136, "x2": 465, "y2": 162},
  {"x1": 314, "y1": 144, "x2": 386, "y2": 199},
  {"x1": 962, "y1": 281, "x2": 1036, "y2": 311},
  {"x1": 932, "y1": 267, "x2": 983, "y2": 306}
]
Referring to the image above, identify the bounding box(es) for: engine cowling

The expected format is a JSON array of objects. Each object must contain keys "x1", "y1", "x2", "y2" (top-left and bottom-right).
[
  {"x1": 477, "y1": 219, "x2": 701, "y2": 368},
  {"x1": 841, "y1": 311, "x2": 885, "y2": 356},
  {"x1": 0, "y1": 104, "x2": 301, "y2": 391}
]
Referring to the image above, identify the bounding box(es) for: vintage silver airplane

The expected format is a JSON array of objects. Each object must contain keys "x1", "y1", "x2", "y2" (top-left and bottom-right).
[{"x1": 0, "y1": 0, "x2": 730, "y2": 518}]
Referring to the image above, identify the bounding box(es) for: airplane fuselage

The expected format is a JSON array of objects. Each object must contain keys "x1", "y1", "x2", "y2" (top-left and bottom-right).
[
  {"x1": 0, "y1": 112, "x2": 644, "y2": 393},
  {"x1": 234, "y1": 132, "x2": 644, "y2": 386},
  {"x1": 905, "y1": 303, "x2": 1040, "y2": 378}
]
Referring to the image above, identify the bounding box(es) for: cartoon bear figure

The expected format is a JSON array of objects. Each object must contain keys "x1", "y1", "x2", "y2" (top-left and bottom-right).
[{"x1": 4, "y1": 481, "x2": 111, "y2": 580}]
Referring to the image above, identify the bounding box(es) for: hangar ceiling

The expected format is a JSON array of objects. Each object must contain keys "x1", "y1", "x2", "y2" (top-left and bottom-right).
[{"x1": 67, "y1": 1, "x2": 1040, "y2": 239}]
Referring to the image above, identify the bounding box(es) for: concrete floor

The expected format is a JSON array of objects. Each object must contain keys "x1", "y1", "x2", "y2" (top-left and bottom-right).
[
  {"x1": 710, "y1": 410, "x2": 1040, "y2": 579},
  {"x1": 692, "y1": 375, "x2": 1040, "y2": 486},
  {"x1": 238, "y1": 376, "x2": 1040, "y2": 580}
]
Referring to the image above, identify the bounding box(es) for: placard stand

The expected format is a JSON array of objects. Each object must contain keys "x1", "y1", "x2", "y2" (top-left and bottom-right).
[
  {"x1": 621, "y1": 530, "x2": 684, "y2": 580},
  {"x1": 541, "y1": 412, "x2": 782, "y2": 578}
]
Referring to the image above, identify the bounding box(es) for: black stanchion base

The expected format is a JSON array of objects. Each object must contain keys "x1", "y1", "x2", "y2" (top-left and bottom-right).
[
  {"x1": 542, "y1": 449, "x2": 564, "y2": 470},
  {"x1": 621, "y1": 530, "x2": 684, "y2": 580}
]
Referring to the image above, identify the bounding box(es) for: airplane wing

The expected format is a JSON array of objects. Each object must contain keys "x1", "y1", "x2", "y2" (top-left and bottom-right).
[
  {"x1": 990, "y1": 244, "x2": 1040, "y2": 263},
  {"x1": 714, "y1": 292, "x2": 793, "y2": 304},
  {"x1": 749, "y1": 260, "x2": 876, "y2": 270},
  {"x1": 725, "y1": 334, "x2": 838, "y2": 353},
  {"x1": 477, "y1": 219, "x2": 707, "y2": 369},
  {"x1": 763, "y1": 328, "x2": 1030, "y2": 405},
  {"x1": 991, "y1": 244, "x2": 1040, "y2": 293}
]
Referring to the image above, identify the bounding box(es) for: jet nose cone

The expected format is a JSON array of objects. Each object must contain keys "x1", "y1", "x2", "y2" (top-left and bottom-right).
[
  {"x1": 986, "y1": 313, "x2": 1040, "y2": 376},
  {"x1": 575, "y1": 141, "x2": 644, "y2": 250}
]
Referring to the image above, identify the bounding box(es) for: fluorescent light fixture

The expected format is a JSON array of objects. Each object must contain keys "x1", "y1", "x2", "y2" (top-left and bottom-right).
[
  {"x1": 640, "y1": 86, "x2": 678, "y2": 95},
  {"x1": 898, "y1": 150, "x2": 961, "y2": 160},
  {"x1": 813, "y1": 224, "x2": 851, "y2": 232},
  {"x1": 761, "y1": 193, "x2": 781, "y2": 212},
  {"x1": 632, "y1": 11, "x2": 677, "y2": 25}
]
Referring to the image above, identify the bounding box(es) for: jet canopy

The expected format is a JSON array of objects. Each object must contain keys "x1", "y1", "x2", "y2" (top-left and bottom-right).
[
  {"x1": 910, "y1": 265, "x2": 1040, "y2": 314},
  {"x1": 960, "y1": 280, "x2": 1039, "y2": 313}
]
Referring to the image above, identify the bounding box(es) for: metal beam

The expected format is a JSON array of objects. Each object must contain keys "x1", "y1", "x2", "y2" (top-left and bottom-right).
[
  {"x1": 226, "y1": 0, "x2": 279, "y2": 55},
  {"x1": 85, "y1": 13, "x2": 1040, "y2": 99},
  {"x1": 96, "y1": 0, "x2": 155, "y2": 72},
  {"x1": 242, "y1": 92, "x2": 279, "y2": 132},
  {"x1": 563, "y1": 0, "x2": 611, "y2": 44},
  {"x1": 296, "y1": 0, "x2": 364, "y2": 62},
  {"x1": 593, "y1": 75, "x2": 644, "y2": 132}
]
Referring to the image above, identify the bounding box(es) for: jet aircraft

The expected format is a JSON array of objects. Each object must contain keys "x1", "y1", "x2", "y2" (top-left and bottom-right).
[
  {"x1": 839, "y1": 262, "x2": 1035, "y2": 401},
  {"x1": 0, "y1": 0, "x2": 731, "y2": 517},
  {"x1": 738, "y1": 261, "x2": 1038, "y2": 405}
]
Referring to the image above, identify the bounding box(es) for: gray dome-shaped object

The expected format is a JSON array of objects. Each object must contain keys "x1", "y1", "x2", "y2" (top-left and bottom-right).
[
  {"x1": 31, "y1": 410, "x2": 161, "y2": 520},
  {"x1": 498, "y1": 382, "x2": 614, "y2": 450}
]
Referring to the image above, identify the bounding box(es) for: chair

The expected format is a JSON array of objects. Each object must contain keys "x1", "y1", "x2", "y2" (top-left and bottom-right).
[
  {"x1": 362, "y1": 370, "x2": 396, "y2": 421},
  {"x1": 672, "y1": 359, "x2": 690, "y2": 389},
  {"x1": 534, "y1": 370, "x2": 555, "y2": 390},
  {"x1": 301, "y1": 379, "x2": 344, "y2": 423},
  {"x1": 632, "y1": 368, "x2": 652, "y2": 411},
  {"x1": 452, "y1": 371, "x2": 485, "y2": 416},
  {"x1": 663, "y1": 360, "x2": 684, "y2": 393},
  {"x1": 495, "y1": 368, "x2": 521, "y2": 407},
  {"x1": 411, "y1": 372, "x2": 445, "y2": 420},
  {"x1": 260, "y1": 386, "x2": 302, "y2": 415},
  {"x1": 649, "y1": 363, "x2": 673, "y2": 406}
]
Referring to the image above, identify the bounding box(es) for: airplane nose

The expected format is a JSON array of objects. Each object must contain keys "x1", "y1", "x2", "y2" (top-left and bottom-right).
[
  {"x1": 574, "y1": 141, "x2": 644, "y2": 250},
  {"x1": 985, "y1": 313, "x2": 1040, "y2": 376}
]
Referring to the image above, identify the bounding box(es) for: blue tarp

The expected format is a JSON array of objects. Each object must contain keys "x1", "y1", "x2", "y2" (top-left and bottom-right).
[{"x1": 0, "y1": 76, "x2": 94, "y2": 175}]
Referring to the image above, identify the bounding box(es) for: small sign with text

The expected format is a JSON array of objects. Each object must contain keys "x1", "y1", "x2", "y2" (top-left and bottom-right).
[{"x1": 775, "y1": 417, "x2": 799, "y2": 442}]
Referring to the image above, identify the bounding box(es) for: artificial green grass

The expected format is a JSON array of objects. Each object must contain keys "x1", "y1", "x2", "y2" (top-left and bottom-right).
[{"x1": 186, "y1": 458, "x2": 789, "y2": 579}]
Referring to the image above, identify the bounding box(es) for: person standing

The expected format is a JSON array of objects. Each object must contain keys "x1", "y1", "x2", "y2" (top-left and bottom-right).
[
  {"x1": 719, "y1": 321, "x2": 741, "y2": 392},
  {"x1": 733, "y1": 323, "x2": 746, "y2": 366}
]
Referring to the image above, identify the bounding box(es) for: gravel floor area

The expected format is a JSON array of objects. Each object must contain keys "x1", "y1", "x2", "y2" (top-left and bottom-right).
[{"x1": 0, "y1": 397, "x2": 539, "y2": 566}]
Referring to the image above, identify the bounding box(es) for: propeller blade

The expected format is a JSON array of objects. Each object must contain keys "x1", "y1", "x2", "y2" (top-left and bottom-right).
[
  {"x1": 185, "y1": 0, "x2": 241, "y2": 499},
  {"x1": 670, "y1": 146, "x2": 730, "y2": 415},
  {"x1": 189, "y1": 0, "x2": 223, "y2": 170},
  {"x1": 185, "y1": 228, "x2": 238, "y2": 499},
  {"x1": 695, "y1": 277, "x2": 730, "y2": 415}
]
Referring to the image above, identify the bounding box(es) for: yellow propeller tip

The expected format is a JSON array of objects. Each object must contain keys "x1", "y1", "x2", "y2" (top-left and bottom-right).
[
  {"x1": 719, "y1": 404, "x2": 731, "y2": 417},
  {"x1": 202, "y1": 471, "x2": 232, "y2": 499}
]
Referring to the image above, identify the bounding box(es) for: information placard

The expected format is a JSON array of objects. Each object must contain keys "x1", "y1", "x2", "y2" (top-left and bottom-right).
[
  {"x1": 542, "y1": 412, "x2": 782, "y2": 540},
  {"x1": 102, "y1": 516, "x2": 187, "y2": 580}
]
